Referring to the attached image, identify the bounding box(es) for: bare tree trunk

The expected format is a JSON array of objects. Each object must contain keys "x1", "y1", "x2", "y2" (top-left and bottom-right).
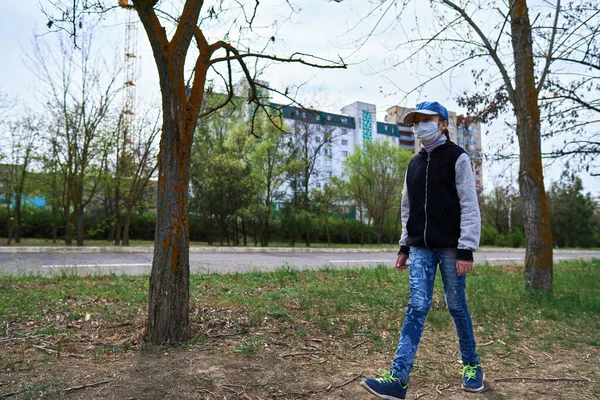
[
  {"x1": 340, "y1": 213, "x2": 351, "y2": 244},
  {"x1": 123, "y1": 205, "x2": 133, "y2": 246},
  {"x1": 393, "y1": 205, "x2": 402, "y2": 245},
  {"x1": 14, "y1": 196, "x2": 22, "y2": 243},
  {"x1": 65, "y1": 213, "x2": 74, "y2": 246},
  {"x1": 114, "y1": 187, "x2": 122, "y2": 245},
  {"x1": 5, "y1": 193, "x2": 12, "y2": 245},
  {"x1": 51, "y1": 202, "x2": 58, "y2": 243},
  {"x1": 241, "y1": 216, "x2": 247, "y2": 246},
  {"x1": 325, "y1": 211, "x2": 331, "y2": 245},
  {"x1": 359, "y1": 203, "x2": 364, "y2": 245},
  {"x1": 76, "y1": 204, "x2": 85, "y2": 246},
  {"x1": 147, "y1": 91, "x2": 192, "y2": 344},
  {"x1": 511, "y1": 0, "x2": 553, "y2": 293}
]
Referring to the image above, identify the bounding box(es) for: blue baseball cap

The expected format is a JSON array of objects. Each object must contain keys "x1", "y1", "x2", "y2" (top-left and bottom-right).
[{"x1": 403, "y1": 101, "x2": 449, "y2": 124}]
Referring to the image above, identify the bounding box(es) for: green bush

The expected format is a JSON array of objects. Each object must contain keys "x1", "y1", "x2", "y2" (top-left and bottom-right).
[{"x1": 480, "y1": 225, "x2": 525, "y2": 248}]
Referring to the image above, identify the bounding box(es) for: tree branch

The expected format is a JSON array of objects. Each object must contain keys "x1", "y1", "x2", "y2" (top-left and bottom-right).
[
  {"x1": 537, "y1": 0, "x2": 561, "y2": 93},
  {"x1": 208, "y1": 43, "x2": 347, "y2": 70},
  {"x1": 439, "y1": 0, "x2": 516, "y2": 102},
  {"x1": 549, "y1": 56, "x2": 600, "y2": 71},
  {"x1": 171, "y1": 0, "x2": 205, "y2": 57},
  {"x1": 134, "y1": 1, "x2": 168, "y2": 50}
]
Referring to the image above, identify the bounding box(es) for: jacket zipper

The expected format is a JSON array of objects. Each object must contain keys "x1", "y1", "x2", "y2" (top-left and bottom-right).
[{"x1": 424, "y1": 153, "x2": 431, "y2": 248}]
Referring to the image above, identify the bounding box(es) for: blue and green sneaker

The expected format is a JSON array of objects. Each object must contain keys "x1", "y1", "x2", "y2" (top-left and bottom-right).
[
  {"x1": 461, "y1": 363, "x2": 485, "y2": 392},
  {"x1": 360, "y1": 369, "x2": 408, "y2": 400}
]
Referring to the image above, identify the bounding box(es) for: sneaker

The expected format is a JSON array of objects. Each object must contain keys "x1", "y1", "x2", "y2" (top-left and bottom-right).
[
  {"x1": 461, "y1": 363, "x2": 485, "y2": 392},
  {"x1": 360, "y1": 369, "x2": 408, "y2": 400}
]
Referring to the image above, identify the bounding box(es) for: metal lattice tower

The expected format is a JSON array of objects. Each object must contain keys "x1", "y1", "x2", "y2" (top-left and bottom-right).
[{"x1": 120, "y1": 0, "x2": 138, "y2": 128}]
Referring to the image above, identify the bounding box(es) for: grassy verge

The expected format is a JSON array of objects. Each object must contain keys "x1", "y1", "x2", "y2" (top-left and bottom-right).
[
  {"x1": 2, "y1": 238, "x2": 599, "y2": 251},
  {"x1": 0, "y1": 259, "x2": 598, "y2": 399},
  {"x1": 0, "y1": 238, "x2": 399, "y2": 248},
  {"x1": 1, "y1": 260, "x2": 598, "y2": 347}
]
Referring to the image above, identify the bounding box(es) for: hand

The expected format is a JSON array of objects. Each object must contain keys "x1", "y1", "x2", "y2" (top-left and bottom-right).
[
  {"x1": 395, "y1": 253, "x2": 409, "y2": 271},
  {"x1": 456, "y1": 259, "x2": 474, "y2": 276}
]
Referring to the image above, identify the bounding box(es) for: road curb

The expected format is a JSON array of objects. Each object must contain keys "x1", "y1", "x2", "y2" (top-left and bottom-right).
[{"x1": 0, "y1": 246, "x2": 597, "y2": 254}]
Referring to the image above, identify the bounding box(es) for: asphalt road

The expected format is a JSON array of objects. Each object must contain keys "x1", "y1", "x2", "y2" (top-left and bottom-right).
[{"x1": 0, "y1": 248, "x2": 598, "y2": 276}]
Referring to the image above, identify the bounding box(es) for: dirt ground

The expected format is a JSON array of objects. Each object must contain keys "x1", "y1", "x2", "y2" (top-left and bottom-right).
[{"x1": 1, "y1": 309, "x2": 598, "y2": 400}]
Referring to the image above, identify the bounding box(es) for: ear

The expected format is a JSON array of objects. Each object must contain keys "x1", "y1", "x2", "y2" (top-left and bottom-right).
[{"x1": 439, "y1": 120, "x2": 449, "y2": 131}]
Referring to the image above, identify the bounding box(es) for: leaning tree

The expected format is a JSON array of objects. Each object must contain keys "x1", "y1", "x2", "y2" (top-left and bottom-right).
[{"x1": 43, "y1": 0, "x2": 346, "y2": 343}]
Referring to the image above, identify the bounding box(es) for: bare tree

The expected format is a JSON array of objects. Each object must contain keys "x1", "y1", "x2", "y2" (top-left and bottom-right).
[
  {"x1": 121, "y1": 113, "x2": 160, "y2": 246},
  {"x1": 0, "y1": 90, "x2": 11, "y2": 124},
  {"x1": 282, "y1": 106, "x2": 349, "y2": 246},
  {"x1": 30, "y1": 32, "x2": 120, "y2": 246},
  {"x1": 341, "y1": 0, "x2": 600, "y2": 293},
  {"x1": 4, "y1": 116, "x2": 39, "y2": 244},
  {"x1": 108, "y1": 107, "x2": 160, "y2": 246},
  {"x1": 43, "y1": 0, "x2": 346, "y2": 344}
]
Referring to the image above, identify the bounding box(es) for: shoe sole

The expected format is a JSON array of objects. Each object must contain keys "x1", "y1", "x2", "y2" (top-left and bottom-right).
[
  {"x1": 461, "y1": 372, "x2": 486, "y2": 392},
  {"x1": 359, "y1": 380, "x2": 405, "y2": 400}
]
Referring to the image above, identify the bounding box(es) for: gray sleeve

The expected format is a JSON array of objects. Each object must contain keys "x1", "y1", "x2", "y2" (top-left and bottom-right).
[
  {"x1": 455, "y1": 153, "x2": 481, "y2": 251},
  {"x1": 399, "y1": 171, "x2": 410, "y2": 246}
]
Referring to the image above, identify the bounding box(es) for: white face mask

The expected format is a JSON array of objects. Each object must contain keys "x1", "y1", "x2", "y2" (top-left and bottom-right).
[{"x1": 412, "y1": 121, "x2": 440, "y2": 144}]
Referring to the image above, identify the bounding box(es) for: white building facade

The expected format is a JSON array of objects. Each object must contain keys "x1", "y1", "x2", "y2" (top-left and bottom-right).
[
  {"x1": 274, "y1": 101, "x2": 415, "y2": 189},
  {"x1": 275, "y1": 101, "x2": 483, "y2": 193}
]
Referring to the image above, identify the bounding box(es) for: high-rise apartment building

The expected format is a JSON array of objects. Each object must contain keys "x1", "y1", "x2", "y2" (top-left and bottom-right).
[{"x1": 274, "y1": 101, "x2": 483, "y2": 193}]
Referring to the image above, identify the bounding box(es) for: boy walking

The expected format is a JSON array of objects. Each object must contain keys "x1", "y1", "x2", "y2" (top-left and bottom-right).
[{"x1": 360, "y1": 102, "x2": 485, "y2": 399}]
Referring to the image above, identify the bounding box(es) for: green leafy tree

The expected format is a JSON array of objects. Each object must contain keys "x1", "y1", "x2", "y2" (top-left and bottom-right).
[
  {"x1": 548, "y1": 174, "x2": 598, "y2": 248},
  {"x1": 343, "y1": 140, "x2": 412, "y2": 244},
  {"x1": 313, "y1": 183, "x2": 337, "y2": 245},
  {"x1": 245, "y1": 114, "x2": 290, "y2": 246}
]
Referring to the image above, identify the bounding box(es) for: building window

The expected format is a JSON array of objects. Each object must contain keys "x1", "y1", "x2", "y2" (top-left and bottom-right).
[
  {"x1": 290, "y1": 111, "x2": 296, "y2": 118},
  {"x1": 316, "y1": 115, "x2": 320, "y2": 121},
  {"x1": 328, "y1": 172, "x2": 333, "y2": 178},
  {"x1": 341, "y1": 117, "x2": 348, "y2": 124},
  {"x1": 326, "y1": 115, "x2": 332, "y2": 121},
  {"x1": 342, "y1": 139, "x2": 348, "y2": 146},
  {"x1": 342, "y1": 151, "x2": 348, "y2": 157},
  {"x1": 302, "y1": 112, "x2": 307, "y2": 119},
  {"x1": 315, "y1": 136, "x2": 321, "y2": 143},
  {"x1": 385, "y1": 125, "x2": 388, "y2": 131}
]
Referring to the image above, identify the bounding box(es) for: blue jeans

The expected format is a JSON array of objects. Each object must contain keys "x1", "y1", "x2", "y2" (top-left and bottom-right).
[{"x1": 392, "y1": 247, "x2": 479, "y2": 383}]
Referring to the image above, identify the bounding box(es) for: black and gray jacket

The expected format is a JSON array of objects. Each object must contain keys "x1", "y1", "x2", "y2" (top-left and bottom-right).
[{"x1": 398, "y1": 141, "x2": 481, "y2": 262}]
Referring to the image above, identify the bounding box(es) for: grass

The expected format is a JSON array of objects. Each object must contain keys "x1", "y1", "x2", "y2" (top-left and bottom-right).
[
  {"x1": 0, "y1": 259, "x2": 599, "y2": 399},
  {"x1": 1, "y1": 259, "x2": 598, "y2": 351}
]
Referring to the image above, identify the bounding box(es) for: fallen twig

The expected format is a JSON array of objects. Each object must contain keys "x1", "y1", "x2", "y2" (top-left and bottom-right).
[
  {"x1": 414, "y1": 391, "x2": 431, "y2": 399},
  {"x1": 64, "y1": 379, "x2": 112, "y2": 393},
  {"x1": 479, "y1": 340, "x2": 494, "y2": 346},
  {"x1": 495, "y1": 377, "x2": 594, "y2": 383},
  {"x1": 352, "y1": 340, "x2": 368, "y2": 349},
  {"x1": 542, "y1": 351, "x2": 553, "y2": 361},
  {"x1": 106, "y1": 322, "x2": 132, "y2": 329},
  {"x1": 32, "y1": 345, "x2": 88, "y2": 359},
  {"x1": 222, "y1": 384, "x2": 244, "y2": 395},
  {"x1": 282, "y1": 351, "x2": 319, "y2": 357},
  {"x1": 332, "y1": 373, "x2": 362, "y2": 389},
  {"x1": 436, "y1": 383, "x2": 450, "y2": 395},
  {"x1": 0, "y1": 392, "x2": 19, "y2": 398},
  {"x1": 207, "y1": 332, "x2": 243, "y2": 338}
]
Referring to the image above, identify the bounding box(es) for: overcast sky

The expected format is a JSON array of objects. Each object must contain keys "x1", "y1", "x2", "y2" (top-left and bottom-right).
[{"x1": 0, "y1": 0, "x2": 598, "y2": 195}]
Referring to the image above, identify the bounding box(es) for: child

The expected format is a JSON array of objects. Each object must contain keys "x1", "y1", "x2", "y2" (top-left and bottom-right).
[{"x1": 360, "y1": 101, "x2": 484, "y2": 399}]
